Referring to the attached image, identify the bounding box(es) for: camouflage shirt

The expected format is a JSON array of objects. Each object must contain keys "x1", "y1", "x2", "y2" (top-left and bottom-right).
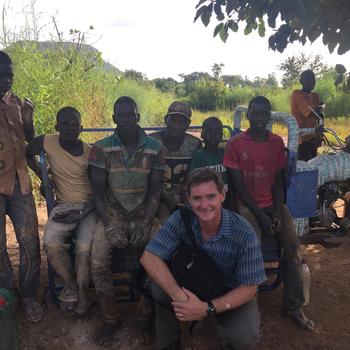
[{"x1": 150, "y1": 131, "x2": 201, "y2": 195}]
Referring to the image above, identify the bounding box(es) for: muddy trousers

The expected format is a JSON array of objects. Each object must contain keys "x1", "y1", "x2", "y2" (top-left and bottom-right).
[
  {"x1": 44, "y1": 202, "x2": 96, "y2": 308},
  {"x1": 0, "y1": 181, "x2": 40, "y2": 299},
  {"x1": 151, "y1": 282, "x2": 261, "y2": 350},
  {"x1": 91, "y1": 219, "x2": 146, "y2": 323},
  {"x1": 238, "y1": 204, "x2": 304, "y2": 311}
]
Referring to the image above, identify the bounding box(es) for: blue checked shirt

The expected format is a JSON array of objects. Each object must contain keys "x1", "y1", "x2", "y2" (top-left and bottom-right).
[{"x1": 146, "y1": 208, "x2": 266, "y2": 289}]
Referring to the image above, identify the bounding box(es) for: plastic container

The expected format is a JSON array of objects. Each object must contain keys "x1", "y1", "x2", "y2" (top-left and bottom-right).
[
  {"x1": 302, "y1": 262, "x2": 310, "y2": 306},
  {"x1": 0, "y1": 288, "x2": 18, "y2": 350}
]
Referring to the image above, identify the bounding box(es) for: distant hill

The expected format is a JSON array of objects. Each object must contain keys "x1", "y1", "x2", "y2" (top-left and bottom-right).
[{"x1": 8, "y1": 40, "x2": 121, "y2": 74}]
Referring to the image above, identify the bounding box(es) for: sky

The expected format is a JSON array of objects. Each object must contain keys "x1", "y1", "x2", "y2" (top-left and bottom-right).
[{"x1": 3, "y1": 0, "x2": 350, "y2": 82}]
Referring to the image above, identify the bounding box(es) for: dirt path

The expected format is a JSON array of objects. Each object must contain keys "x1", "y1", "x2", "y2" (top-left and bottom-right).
[{"x1": 6, "y1": 206, "x2": 350, "y2": 350}]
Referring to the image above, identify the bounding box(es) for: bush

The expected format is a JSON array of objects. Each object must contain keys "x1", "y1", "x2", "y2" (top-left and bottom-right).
[
  {"x1": 188, "y1": 79, "x2": 227, "y2": 111},
  {"x1": 7, "y1": 42, "x2": 174, "y2": 135}
]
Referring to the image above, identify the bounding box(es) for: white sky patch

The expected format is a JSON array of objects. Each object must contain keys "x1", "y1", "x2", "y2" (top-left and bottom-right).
[{"x1": 3, "y1": 0, "x2": 350, "y2": 81}]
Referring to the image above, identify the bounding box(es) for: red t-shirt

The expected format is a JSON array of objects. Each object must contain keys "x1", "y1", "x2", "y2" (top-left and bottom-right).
[{"x1": 223, "y1": 131, "x2": 287, "y2": 208}]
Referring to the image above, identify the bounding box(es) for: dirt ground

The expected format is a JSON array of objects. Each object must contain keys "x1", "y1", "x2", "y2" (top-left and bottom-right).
[{"x1": 6, "y1": 205, "x2": 350, "y2": 350}]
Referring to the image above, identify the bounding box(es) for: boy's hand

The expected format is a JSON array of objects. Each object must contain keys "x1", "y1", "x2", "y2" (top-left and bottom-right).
[
  {"x1": 272, "y1": 211, "x2": 282, "y2": 233},
  {"x1": 257, "y1": 212, "x2": 274, "y2": 235},
  {"x1": 21, "y1": 98, "x2": 34, "y2": 122}
]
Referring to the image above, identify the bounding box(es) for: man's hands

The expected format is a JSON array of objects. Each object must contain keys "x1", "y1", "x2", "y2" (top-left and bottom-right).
[
  {"x1": 104, "y1": 217, "x2": 153, "y2": 249},
  {"x1": 53, "y1": 210, "x2": 83, "y2": 224},
  {"x1": 105, "y1": 225, "x2": 129, "y2": 249},
  {"x1": 171, "y1": 288, "x2": 207, "y2": 322},
  {"x1": 129, "y1": 218, "x2": 152, "y2": 246}
]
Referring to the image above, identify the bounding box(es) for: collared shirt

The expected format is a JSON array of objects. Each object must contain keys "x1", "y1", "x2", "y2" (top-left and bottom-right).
[
  {"x1": 0, "y1": 91, "x2": 32, "y2": 195},
  {"x1": 88, "y1": 126, "x2": 165, "y2": 214},
  {"x1": 224, "y1": 131, "x2": 286, "y2": 208},
  {"x1": 150, "y1": 131, "x2": 201, "y2": 195},
  {"x1": 146, "y1": 208, "x2": 266, "y2": 289}
]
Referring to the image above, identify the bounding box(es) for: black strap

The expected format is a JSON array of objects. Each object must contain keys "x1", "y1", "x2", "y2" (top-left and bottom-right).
[{"x1": 179, "y1": 207, "x2": 199, "y2": 251}]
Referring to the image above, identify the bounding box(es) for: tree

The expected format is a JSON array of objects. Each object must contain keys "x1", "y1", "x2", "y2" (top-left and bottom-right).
[
  {"x1": 178, "y1": 71, "x2": 212, "y2": 95},
  {"x1": 152, "y1": 77, "x2": 177, "y2": 93},
  {"x1": 194, "y1": 0, "x2": 350, "y2": 54},
  {"x1": 124, "y1": 69, "x2": 147, "y2": 82},
  {"x1": 212, "y1": 62, "x2": 224, "y2": 80},
  {"x1": 278, "y1": 53, "x2": 328, "y2": 87}
]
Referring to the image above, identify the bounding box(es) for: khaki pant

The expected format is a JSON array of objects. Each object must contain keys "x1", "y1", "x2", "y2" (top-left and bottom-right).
[
  {"x1": 44, "y1": 202, "x2": 96, "y2": 308},
  {"x1": 152, "y1": 282, "x2": 261, "y2": 350},
  {"x1": 238, "y1": 204, "x2": 304, "y2": 310}
]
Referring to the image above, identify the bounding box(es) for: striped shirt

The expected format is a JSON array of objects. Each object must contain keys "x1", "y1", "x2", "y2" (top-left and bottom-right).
[
  {"x1": 88, "y1": 126, "x2": 165, "y2": 214},
  {"x1": 146, "y1": 208, "x2": 266, "y2": 288}
]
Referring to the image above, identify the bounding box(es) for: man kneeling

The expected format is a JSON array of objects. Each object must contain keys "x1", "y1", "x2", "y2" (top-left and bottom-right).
[{"x1": 141, "y1": 168, "x2": 266, "y2": 350}]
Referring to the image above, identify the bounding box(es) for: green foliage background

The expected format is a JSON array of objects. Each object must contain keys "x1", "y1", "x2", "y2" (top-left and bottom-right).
[
  {"x1": 7, "y1": 41, "x2": 350, "y2": 142},
  {"x1": 7, "y1": 42, "x2": 173, "y2": 139}
]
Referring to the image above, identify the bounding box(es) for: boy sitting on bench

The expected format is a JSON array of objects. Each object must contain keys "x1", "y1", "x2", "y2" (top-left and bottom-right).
[
  {"x1": 224, "y1": 96, "x2": 314, "y2": 331},
  {"x1": 27, "y1": 106, "x2": 95, "y2": 315}
]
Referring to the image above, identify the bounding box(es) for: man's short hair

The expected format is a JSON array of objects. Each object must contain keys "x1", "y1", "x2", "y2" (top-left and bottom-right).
[
  {"x1": 186, "y1": 167, "x2": 224, "y2": 194},
  {"x1": 247, "y1": 96, "x2": 271, "y2": 113},
  {"x1": 202, "y1": 116, "x2": 223, "y2": 131},
  {"x1": 56, "y1": 106, "x2": 81, "y2": 123},
  {"x1": 113, "y1": 96, "x2": 138, "y2": 113},
  {"x1": 0, "y1": 51, "x2": 13, "y2": 65}
]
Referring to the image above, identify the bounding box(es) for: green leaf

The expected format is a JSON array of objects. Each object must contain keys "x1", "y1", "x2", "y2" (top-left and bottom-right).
[
  {"x1": 258, "y1": 18, "x2": 265, "y2": 37},
  {"x1": 194, "y1": 5, "x2": 207, "y2": 22},
  {"x1": 214, "y1": 23, "x2": 224, "y2": 37},
  {"x1": 201, "y1": 5, "x2": 212, "y2": 27},
  {"x1": 244, "y1": 23, "x2": 253, "y2": 35},
  {"x1": 219, "y1": 27, "x2": 229, "y2": 42},
  {"x1": 228, "y1": 19, "x2": 238, "y2": 32},
  {"x1": 196, "y1": 0, "x2": 208, "y2": 9},
  {"x1": 217, "y1": 12, "x2": 225, "y2": 21}
]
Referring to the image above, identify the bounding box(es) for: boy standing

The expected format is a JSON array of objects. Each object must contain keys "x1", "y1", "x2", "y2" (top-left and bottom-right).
[
  {"x1": 291, "y1": 70, "x2": 322, "y2": 161},
  {"x1": 0, "y1": 51, "x2": 42, "y2": 322}
]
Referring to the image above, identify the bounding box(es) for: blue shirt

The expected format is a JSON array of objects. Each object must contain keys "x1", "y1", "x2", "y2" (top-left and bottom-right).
[{"x1": 146, "y1": 208, "x2": 266, "y2": 289}]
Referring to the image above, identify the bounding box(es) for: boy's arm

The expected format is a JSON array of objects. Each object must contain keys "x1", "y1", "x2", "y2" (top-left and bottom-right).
[
  {"x1": 26, "y1": 135, "x2": 45, "y2": 179},
  {"x1": 271, "y1": 169, "x2": 285, "y2": 232},
  {"x1": 21, "y1": 99, "x2": 35, "y2": 142},
  {"x1": 145, "y1": 168, "x2": 164, "y2": 223},
  {"x1": 89, "y1": 165, "x2": 109, "y2": 227}
]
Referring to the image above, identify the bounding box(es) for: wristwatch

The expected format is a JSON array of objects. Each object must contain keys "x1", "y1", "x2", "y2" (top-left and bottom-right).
[{"x1": 206, "y1": 301, "x2": 216, "y2": 317}]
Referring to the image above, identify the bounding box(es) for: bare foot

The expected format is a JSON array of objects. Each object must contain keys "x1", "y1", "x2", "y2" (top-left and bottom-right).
[
  {"x1": 284, "y1": 309, "x2": 315, "y2": 331},
  {"x1": 94, "y1": 321, "x2": 121, "y2": 347}
]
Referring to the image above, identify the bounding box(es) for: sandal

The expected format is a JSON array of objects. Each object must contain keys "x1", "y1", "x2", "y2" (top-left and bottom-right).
[
  {"x1": 284, "y1": 309, "x2": 315, "y2": 332},
  {"x1": 22, "y1": 298, "x2": 44, "y2": 323}
]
